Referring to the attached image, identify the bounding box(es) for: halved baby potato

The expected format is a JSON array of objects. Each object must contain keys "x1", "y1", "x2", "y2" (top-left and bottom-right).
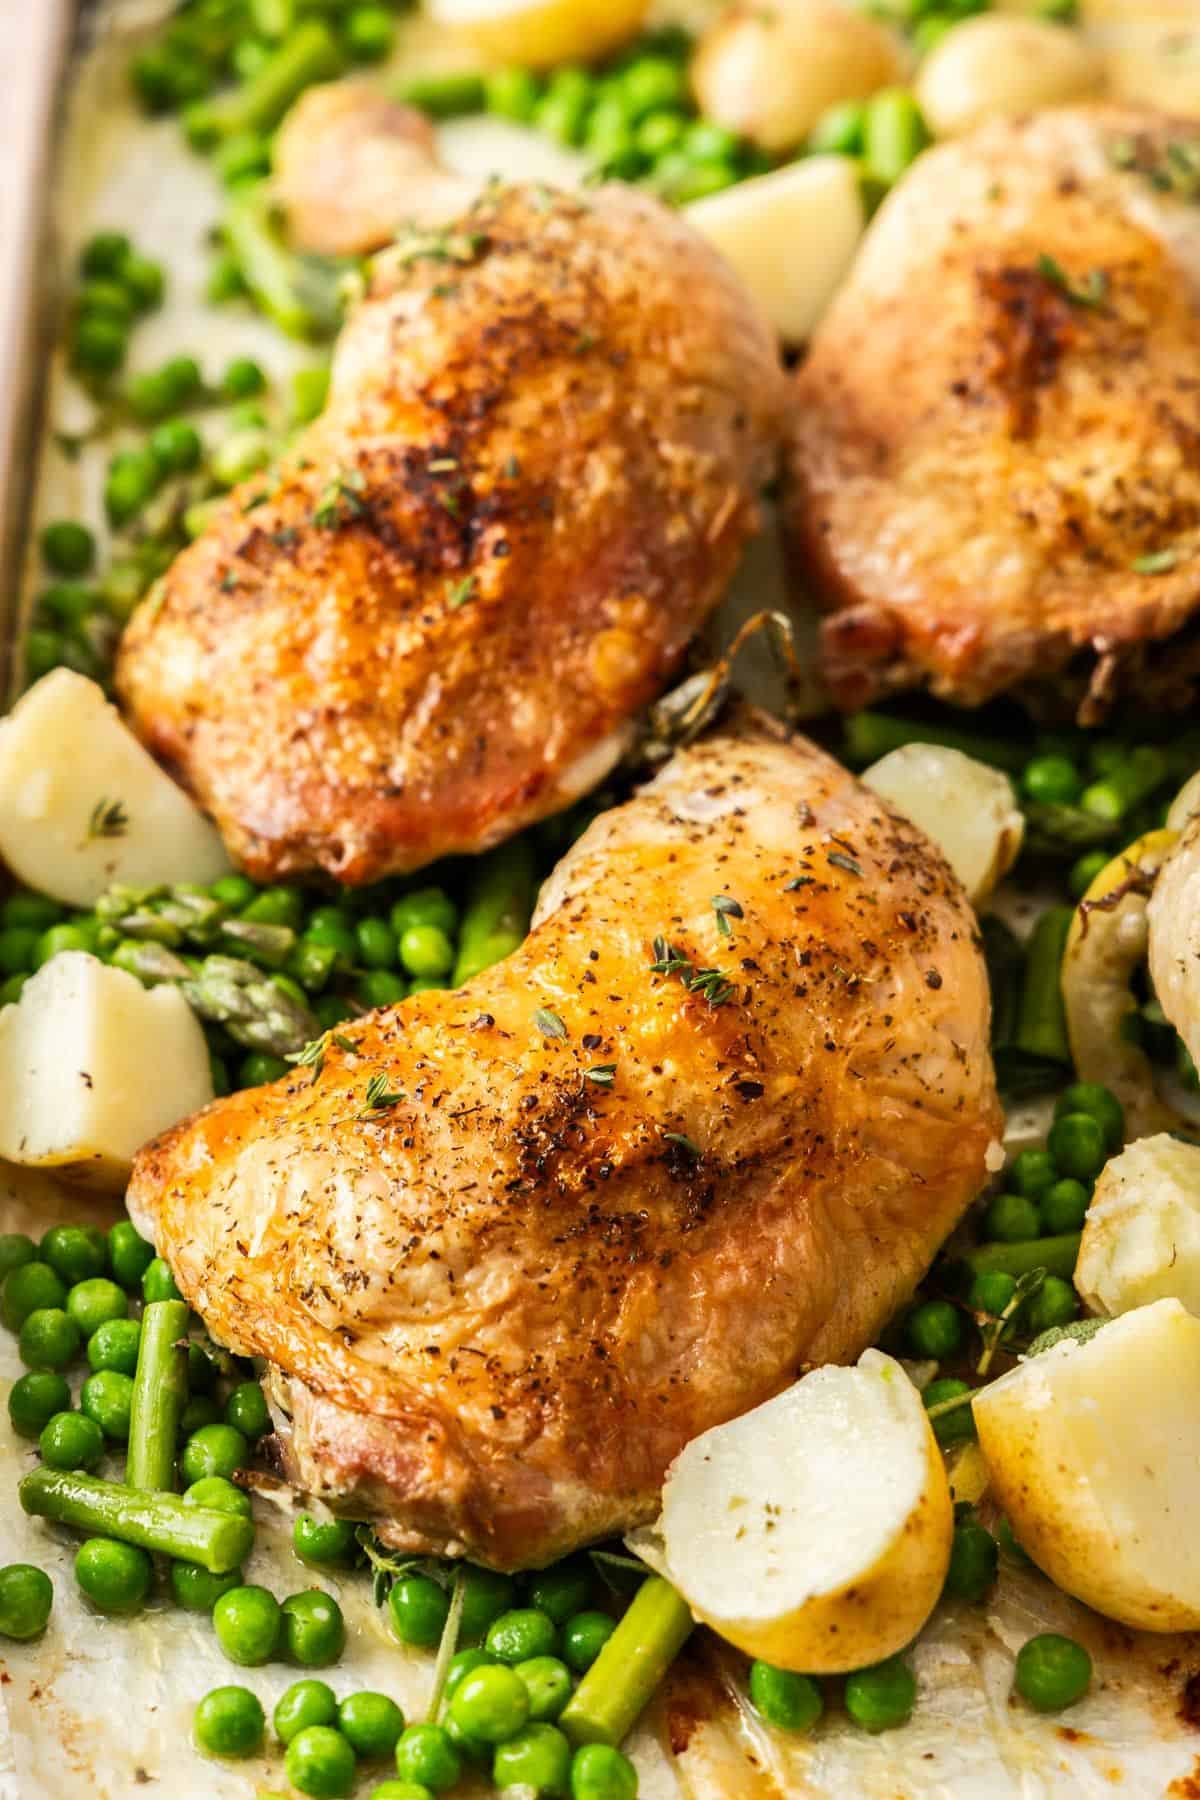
[
  {"x1": 686, "y1": 156, "x2": 864, "y2": 345},
  {"x1": 861, "y1": 743, "x2": 1023, "y2": 908},
  {"x1": 975, "y1": 1298, "x2": 1200, "y2": 1631},
  {"x1": 0, "y1": 669, "x2": 229, "y2": 906},
  {"x1": 0, "y1": 952, "x2": 213, "y2": 1190},
  {"x1": 632, "y1": 1351, "x2": 952, "y2": 1673},
  {"x1": 915, "y1": 15, "x2": 1101, "y2": 140},
  {"x1": 1076, "y1": 1133, "x2": 1200, "y2": 1319},
  {"x1": 426, "y1": 0, "x2": 648, "y2": 69}
]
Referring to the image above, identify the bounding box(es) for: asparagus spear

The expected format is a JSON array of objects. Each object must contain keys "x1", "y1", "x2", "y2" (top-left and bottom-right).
[
  {"x1": 182, "y1": 956, "x2": 318, "y2": 1055},
  {"x1": 20, "y1": 1468, "x2": 253, "y2": 1573},
  {"x1": 224, "y1": 186, "x2": 348, "y2": 342},
  {"x1": 126, "y1": 1300, "x2": 189, "y2": 1491},
  {"x1": 963, "y1": 1233, "x2": 1081, "y2": 1284},
  {"x1": 843, "y1": 710, "x2": 1026, "y2": 775},
  {"x1": 1014, "y1": 906, "x2": 1073, "y2": 1063},
  {"x1": 187, "y1": 21, "x2": 341, "y2": 144},
  {"x1": 560, "y1": 1576, "x2": 693, "y2": 1748},
  {"x1": 452, "y1": 839, "x2": 538, "y2": 986}
]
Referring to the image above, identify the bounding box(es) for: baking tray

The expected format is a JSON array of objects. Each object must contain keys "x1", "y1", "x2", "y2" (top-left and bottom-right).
[{"x1": 4, "y1": 5, "x2": 1200, "y2": 1795}]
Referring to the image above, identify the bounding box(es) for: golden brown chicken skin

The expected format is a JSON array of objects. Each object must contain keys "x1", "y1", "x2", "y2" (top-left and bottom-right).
[
  {"x1": 787, "y1": 108, "x2": 1200, "y2": 721},
  {"x1": 115, "y1": 184, "x2": 786, "y2": 885},
  {"x1": 126, "y1": 717, "x2": 999, "y2": 1570}
]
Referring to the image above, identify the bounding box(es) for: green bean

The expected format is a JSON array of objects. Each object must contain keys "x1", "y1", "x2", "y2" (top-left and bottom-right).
[
  {"x1": 453, "y1": 839, "x2": 536, "y2": 986},
  {"x1": 19, "y1": 1468, "x2": 253, "y2": 1572},
  {"x1": 842, "y1": 710, "x2": 1025, "y2": 774},
  {"x1": 559, "y1": 1576, "x2": 692, "y2": 1748},
  {"x1": 126, "y1": 1300, "x2": 189, "y2": 1491},
  {"x1": 1014, "y1": 907, "x2": 1072, "y2": 1064}
]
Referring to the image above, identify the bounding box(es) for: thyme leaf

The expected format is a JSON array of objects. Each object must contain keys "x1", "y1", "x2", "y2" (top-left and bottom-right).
[{"x1": 87, "y1": 798, "x2": 129, "y2": 840}]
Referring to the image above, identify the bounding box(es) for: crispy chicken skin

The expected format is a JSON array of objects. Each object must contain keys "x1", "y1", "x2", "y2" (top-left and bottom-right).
[
  {"x1": 115, "y1": 184, "x2": 786, "y2": 886},
  {"x1": 126, "y1": 717, "x2": 999, "y2": 1570},
  {"x1": 273, "y1": 81, "x2": 474, "y2": 255},
  {"x1": 787, "y1": 108, "x2": 1200, "y2": 721}
]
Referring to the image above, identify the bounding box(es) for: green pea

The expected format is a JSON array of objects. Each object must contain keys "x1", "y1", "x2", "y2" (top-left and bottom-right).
[
  {"x1": 32, "y1": 921, "x2": 95, "y2": 968},
  {"x1": 214, "y1": 1584, "x2": 282, "y2": 1665},
  {"x1": 441, "y1": 1647, "x2": 491, "y2": 1701},
  {"x1": 904, "y1": 1298, "x2": 961, "y2": 1360},
  {"x1": 105, "y1": 447, "x2": 161, "y2": 527},
  {"x1": 485, "y1": 67, "x2": 542, "y2": 122},
  {"x1": 459, "y1": 1564, "x2": 516, "y2": 1641},
  {"x1": 107, "y1": 1220, "x2": 154, "y2": 1292},
  {"x1": 368, "y1": 1785, "x2": 436, "y2": 1800},
  {"x1": 636, "y1": 110, "x2": 685, "y2": 159},
  {"x1": 620, "y1": 55, "x2": 686, "y2": 119},
  {"x1": 943, "y1": 1518, "x2": 998, "y2": 1604},
  {"x1": 339, "y1": 1690, "x2": 405, "y2": 1759},
  {"x1": 162, "y1": 354, "x2": 204, "y2": 409},
  {"x1": 75, "y1": 1536, "x2": 152, "y2": 1614},
  {"x1": 561, "y1": 1610, "x2": 613, "y2": 1674},
  {"x1": 80, "y1": 1368, "x2": 134, "y2": 1439},
  {"x1": 1026, "y1": 1275, "x2": 1079, "y2": 1336},
  {"x1": 143, "y1": 1257, "x2": 184, "y2": 1303},
  {"x1": 23, "y1": 629, "x2": 63, "y2": 682},
  {"x1": 66, "y1": 1277, "x2": 126, "y2": 1338},
  {"x1": 171, "y1": 1560, "x2": 245, "y2": 1611},
  {"x1": 527, "y1": 1559, "x2": 591, "y2": 1627},
  {"x1": 982, "y1": 1192, "x2": 1041, "y2": 1244},
  {"x1": 923, "y1": 1377, "x2": 976, "y2": 1447},
  {"x1": 393, "y1": 1723, "x2": 462, "y2": 1791},
  {"x1": 493, "y1": 1721, "x2": 571, "y2": 1794},
  {"x1": 1047, "y1": 1112, "x2": 1108, "y2": 1182},
  {"x1": 294, "y1": 1511, "x2": 358, "y2": 1567},
  {"x1": 242, "y1": 885, "x2": 305, "y2": 930},
  {"x1": 72, "y1": 314, "x2": 127, "y2": 377},
  {"x1": 9, "y1": 1369, "x2": 70, "y2": 1438},
  {"x1": 449, "y1": 1663, "x2": 530, "y2": 1745},
  {"x1": 118, "y1": 251, "x2": 165, "y2": 312},
  {"x1": 80, "y1": 231, "x2": 131, "y2": 279},
  {"x1": 389, "y1": 1574, "x2": 449, "y2": 1646},
  {"x1": 399, "y1": 924, "x2": 454, "y2": 979},
  {"x1": 1022, "y1": 754, "x2": 1081, "y2": 807},
  {"x1": 0, "y1": 1231, "x2": 35, "y2": 1277},
  {"x1": 390, "y1": 889, "x2": 458, "y2": 938},
  {"x1": 194, "y1": 1683, "x2": 265, "y2": 1757},
  {"x1": 1054, "y1": 1082, "x2": 1124, "y2": 1153},
  {"x1": 39, "y1": 1409, "x2": 104, "y2": 1470},
  {"x1": 124, "y1": 369, "x2": 175, "y2": 424},
  {"x1": 184, "y1": 1475, "x2": 253, "y2": 1516},
  {"x1": 843, "y1": 1655, "x2": 916, "y2": 1732},
  {"x1": 286, "y1": 1724, "x2": 356, "y2": 1798},
  {"x1": 3, "y1": 893, "x2": 62, "y2": 931},
  {"x1": 240, "y1": 1051, "x2": 290, "y2": 1086},
  {"x1": 282, "y1": 1588, "x2": 346, "y2": 1667},
  {"x1": 40, "y1": 1224, "x2": 107, "y2": 1285},
  {"x1": 1014, "y1": 1633, "x2": 1092, "y2": 1712},
  {"x1": 223, "y1": 1379, "x2": 270, "y2": 1438},
  {"x1": 305, "y1": 918, "x2": 359, "y2": 964},
  {"x1": 37, "y1": 580, "x2": 98, "y2": 627},
  {"x1": 150, "y1": 417, "x2": 203, "y2": 473},
  {"x1": 1008, "y1": 1149, "x2": 1057, "y2": 1201},
  {"x1": 345, "y1": 5, "x2": 395, "y2": 62},
  {"x1": 181, "y1": 1395, "x2": 223, "y2": 1437},
  {"x1": 487, "y1": 1607, "x2": 558, "y2": 1665},
  {"x1": 359, "y1": 970, "x2": 407, "y2": 1007},
  {"x1": 2, "y1": 1260, "x2": 66, "y2": 1330},
  {"x1": 85, "y1": 1317, "x2": 141, "y2": 1378},
  {"x1": 212, "y1": 873, "x2": 258, "y2": 908},
  {"x1": 40, "y1": 520, "x2": 96, "y2": 576},
  {"x1": 535, "y1": 68, "x2": 593, "y2": 146},
  {"x1": 276, "y1": 1677, "x2": 339, "y2": 1744},
  {"x1": 79, "y1": 279, "x2": 135, "y2": 326},
  {"x1": 185, "y1": 1341, "x2": 219, "y2": 1394},
  {"x1": 967, "y1": 1270, "x2": 1016, "y2": 1317},
  {"x1": 569, "y1": 1744, "x2": 637, "y2": 1800},
  {"x1": 747, "y1": 1660, "x2": 822, "y2": 1731},
  {"x1": 683, "y1": 120, "x2": 740, "y2": 162},
  {"x1": 356, "y1": 916, "x2": 398, "y2": 969},
  {"x1": 516, "y1": 1654, "x2": 572, "y2": 1723},
  {"x1": 19, "y1": 1307, "x2": 81, "y2": 1371},
  {"x1": 0, "y1": 1563, "x2": 53, "y2": 1640},
  {"x1": 1041, "y1": 1178, "x2": 1090, "y2": 1234},
  {"x1": 182, "y1": 1423, "x2": 248, "y2": 1485}
]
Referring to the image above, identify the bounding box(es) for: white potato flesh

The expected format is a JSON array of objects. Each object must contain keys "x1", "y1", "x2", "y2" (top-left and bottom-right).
[
  {"x1": 650, "y1": 1350, "x2": 952, "y2": 1672},
  {"x1": 0, "y1": 952, "x2": 213, "y2": 1191},
  {"x1": 861, "y1": 743, "x2": 1023, "y2": 908},
  {"x1": 692, "y1": 2, "x2": 906, "y2": 155},
  {"x1": 916, "y1": 16, "x2": 1102, "y2": 139},
  {"x1": 685, "y1": 156, "x2": 864, "y2": 345},
  {"x1": 975, "y1": 1299, "x2": 1200, "y2": 1631},
  {"x1": 0, "y1": 669, "x2": 229, "y2": 907},
  {"x1": 1077, "y1": 1134, "x2": 1200, "y2": 1320},
  {"x1": 426, "y1": 0, "x2": 648, "y2": 69}
]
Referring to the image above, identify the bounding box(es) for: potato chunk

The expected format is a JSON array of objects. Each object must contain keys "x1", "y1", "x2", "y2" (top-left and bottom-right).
[
  {"x1": 916, "y1": 16, "x2": 1101, "y2": 139},
  {"x1": 0, "y1": 669, "x2": 229, "y2": 907},
  {"x1": 861, "y1": 743, "x2": 1023, "y2": 907},
  {"x1": 1076, "y1": 1134, "x2": 1200, "y2": 1319},
  {"x1": 0, "y1": 952, "x2": 213, "y2": 1190},
  {"x1": 634, "y1": 1350, "x2": 952, "y2": 1673},
  {"x1": 975, "y1": 1299, "x2": 1200, "y2": 1631}
]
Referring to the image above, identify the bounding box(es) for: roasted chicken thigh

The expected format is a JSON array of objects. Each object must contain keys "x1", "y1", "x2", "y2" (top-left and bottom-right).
[
  {"x1": 788, "y1": 108, "x2": 1200, "y2": 721},
  {"x1": 116, "y1": 183, "x2": 786, "y2": 885},
  {"x1": 126, "y1": 717, "x2": 999, "y2": 1570}
]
